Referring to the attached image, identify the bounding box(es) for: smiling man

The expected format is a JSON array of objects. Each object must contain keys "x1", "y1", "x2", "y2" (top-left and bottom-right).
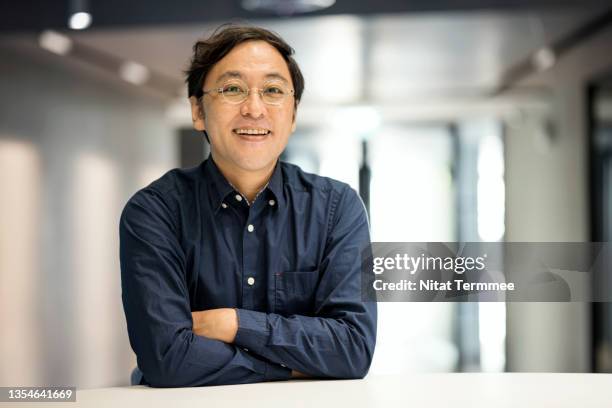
[{"x1": 119, "y1": 24, "x2": 377, "y2": 387}]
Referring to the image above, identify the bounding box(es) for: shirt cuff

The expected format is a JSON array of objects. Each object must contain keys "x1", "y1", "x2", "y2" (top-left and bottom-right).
[
  {"x1": 265, "y1": 362, "x2": 292, "y2": 381},
  {"x1": 234, "y1": 308, "x2": 270, "y2": 354}
]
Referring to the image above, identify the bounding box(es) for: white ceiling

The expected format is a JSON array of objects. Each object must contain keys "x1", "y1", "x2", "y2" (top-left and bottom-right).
[
  {"x1": 51, "y1": 8, "x2": 607, "y2": 126},
  {"x1": 69, "y1": 9, "x2": 601, "y2": 100}
]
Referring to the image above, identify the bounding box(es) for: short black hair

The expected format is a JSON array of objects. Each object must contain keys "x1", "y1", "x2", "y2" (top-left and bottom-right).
[{"x1": 185, "y1": 23, "x2": 304, "y2": 110}]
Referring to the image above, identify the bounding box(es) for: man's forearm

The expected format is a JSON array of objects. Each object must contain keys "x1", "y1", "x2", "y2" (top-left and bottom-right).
[
  {"x1": 191, "y1": 308, "x2": 238, "y2": 343},
  {"x1": 191, "y1": 309, "x2": 309, "y2": 378},
  {"x1": 233, "y1": 308, "x2": 376, "y2": 379}
]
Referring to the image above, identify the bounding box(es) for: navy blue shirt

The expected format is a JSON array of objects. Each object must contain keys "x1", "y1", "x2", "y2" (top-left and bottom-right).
[{"x1": 119, "y1": 157, "x2": 377, "y2": 387}]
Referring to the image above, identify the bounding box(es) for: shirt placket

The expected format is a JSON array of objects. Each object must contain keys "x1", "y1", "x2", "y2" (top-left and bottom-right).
[{"x1": 240, "y1": 195, "x2": 262, "y2": 310}]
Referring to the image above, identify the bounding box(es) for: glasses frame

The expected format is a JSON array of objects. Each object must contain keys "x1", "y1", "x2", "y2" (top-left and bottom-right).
[{"x1": 202, "y1": 83, "x2": 295, "y2": 106}]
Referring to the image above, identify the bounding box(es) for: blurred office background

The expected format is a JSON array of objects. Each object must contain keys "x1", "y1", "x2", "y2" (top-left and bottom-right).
[{"x1": 1, "y1": 0, "x2": 612, "y2": 388}]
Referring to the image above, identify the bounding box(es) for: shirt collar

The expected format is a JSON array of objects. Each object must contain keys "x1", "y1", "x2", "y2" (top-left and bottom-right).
[
  {"x1": 203, "y1": 157, "x2": 234, "y2": 213},
  {"x1": 203, "y1": 156, "x2": 285, "y2": 212},
  {"x1": 267, "y1": 159, "x2": 284, "y2": 208}
]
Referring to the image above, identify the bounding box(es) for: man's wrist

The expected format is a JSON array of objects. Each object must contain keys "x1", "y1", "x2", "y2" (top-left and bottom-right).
[{"x1": 227, "y1": 307, "x2": 238, "y2": 343}]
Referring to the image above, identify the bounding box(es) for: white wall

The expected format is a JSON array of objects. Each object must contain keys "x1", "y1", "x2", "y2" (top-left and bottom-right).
[
  {"x1": 504, "y1": 23, "x2": 612, "y2": 372},
  {"x1": 0, "y1": 43, "x2": 178, "y2": 388}
]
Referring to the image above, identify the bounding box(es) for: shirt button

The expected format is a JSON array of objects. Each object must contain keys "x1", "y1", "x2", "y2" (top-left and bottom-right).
[
  {"x1": 243, "y1": 348, "x2": 249, "y2": 352},
  {"x1": 221, "y1": 203, "x2": 228, "y2": 209},
  {"x1": 269, "y1": 199, "x2": 276, "y2": 206},
  {"x1": 247, "y1": 277, "x2": 255, "y2": 286},
  {"x1": 247, "y1": 224, "x2": 254, "y2": 232},
  {"x1": 235, "y1": 194, "x2": 242, "y2": 202},
  {"x1": 280, "y1": 363, "x2": 286, "y2": 368}
]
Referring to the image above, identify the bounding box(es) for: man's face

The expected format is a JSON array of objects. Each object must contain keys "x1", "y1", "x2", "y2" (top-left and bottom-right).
[{"x1": 190, "y1": 40, "x2": 297, "y2": 173}]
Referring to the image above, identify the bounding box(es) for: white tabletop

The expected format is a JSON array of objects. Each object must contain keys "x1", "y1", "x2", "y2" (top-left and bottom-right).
[{"x1": 38, "y1": 373, "x2": 612, "y2": 408}]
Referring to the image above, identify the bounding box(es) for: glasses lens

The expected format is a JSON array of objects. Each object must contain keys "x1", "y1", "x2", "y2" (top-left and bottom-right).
[
  {"x1": 221, "y1": 83, "x2": 247, "y2": 103},
  {"x1": 262, "y1": 85, "x2": 286, "y2": 105}
]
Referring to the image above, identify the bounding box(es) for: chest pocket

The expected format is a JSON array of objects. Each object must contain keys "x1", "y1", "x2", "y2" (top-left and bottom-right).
[{"x1": 274, "y1": 270, "x2": 319, "y2": 316}]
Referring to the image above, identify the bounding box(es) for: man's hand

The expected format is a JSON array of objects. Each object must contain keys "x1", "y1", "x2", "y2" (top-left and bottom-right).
[
  {"x1": 191, "y1": 308, "x2": 238, "y2": 343},
  {"x1": 291, "y1": 370, "x2": 310, "y2": 378}
]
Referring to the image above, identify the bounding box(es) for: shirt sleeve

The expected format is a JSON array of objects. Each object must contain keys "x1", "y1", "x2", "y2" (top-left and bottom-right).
[
  {"x1": 119, "y1": 188, "x2": 291, "y2": 387},
  {"x1": 233, "y1": 186, "x2": 377, "y2": 379}
]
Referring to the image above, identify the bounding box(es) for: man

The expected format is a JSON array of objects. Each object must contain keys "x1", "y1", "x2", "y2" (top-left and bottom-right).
[{"x1": 119, "y1": 24, "x2": 377, "y2": 387}]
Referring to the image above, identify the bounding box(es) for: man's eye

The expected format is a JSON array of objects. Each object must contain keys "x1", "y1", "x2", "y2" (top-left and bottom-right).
[
  {"x1": 223, "y1": 85, "x2": 244, "y2": 94},
  {"x1": 264, "y1": 86, "x2": 284, "y2": 95}
]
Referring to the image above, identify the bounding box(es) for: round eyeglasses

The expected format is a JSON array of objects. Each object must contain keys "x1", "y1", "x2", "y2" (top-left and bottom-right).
[{"x1": 202, "y1": 82, "x2": 294, "y2": 106}]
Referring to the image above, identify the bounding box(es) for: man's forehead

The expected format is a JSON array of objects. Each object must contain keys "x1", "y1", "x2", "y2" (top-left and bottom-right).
[
  {"x1": 205, "y1": 40, "x2": 292, "y2": 85},
  {"x1": 214, "y1": 70, "x2": 289, "y2": 84}
]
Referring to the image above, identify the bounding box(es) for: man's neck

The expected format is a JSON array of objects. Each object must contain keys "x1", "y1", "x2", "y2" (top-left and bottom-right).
[{"x1": 211, "y1": 154, "x2": 277, "y2": 203}]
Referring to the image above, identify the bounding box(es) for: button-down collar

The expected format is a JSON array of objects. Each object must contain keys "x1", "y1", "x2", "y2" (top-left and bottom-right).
[
  {"x1": 203, "y1": 158, "x2": 235, "y2": 213},
  {"x1": 266, "y1": 159, "x2": 284, "y2": 208},
  {"x1": 204, "y1": 156, "x2": 284, "y2": 212}
]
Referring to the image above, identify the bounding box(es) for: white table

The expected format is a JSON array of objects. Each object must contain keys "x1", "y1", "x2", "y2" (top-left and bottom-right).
[{"x1": 32, "y1": 373, "x2": 612, "y2": 407}]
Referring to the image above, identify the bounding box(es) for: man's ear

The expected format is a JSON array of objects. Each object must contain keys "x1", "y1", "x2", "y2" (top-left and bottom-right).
[
  {"x1": 189, "y1": 96, "x2": 206, "y2": 131},
  {"x1": 291, "y1": 107, "x2": 297, "y2": 133}
]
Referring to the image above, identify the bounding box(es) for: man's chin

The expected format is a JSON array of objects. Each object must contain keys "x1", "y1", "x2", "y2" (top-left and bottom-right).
[{"x1": 233, "y1": 156, "x2": 278, "y2": 173}]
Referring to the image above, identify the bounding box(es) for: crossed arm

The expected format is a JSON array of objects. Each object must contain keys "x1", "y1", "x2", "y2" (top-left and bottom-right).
[
  {"x1": 119, "y1": 186, "x2": 376, "y2": 387},
  {"x1": 190, "y1": 308, "x2": 308, "y2": 378}
]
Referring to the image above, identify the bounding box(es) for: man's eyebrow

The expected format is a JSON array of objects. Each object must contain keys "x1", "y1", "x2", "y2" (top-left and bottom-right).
[
  {"x1": 215, "y1": 71, "x2": 243, "y2": 83},
  {"x1": 264, "y1": 73, "x2": 289, "y2": 85}
]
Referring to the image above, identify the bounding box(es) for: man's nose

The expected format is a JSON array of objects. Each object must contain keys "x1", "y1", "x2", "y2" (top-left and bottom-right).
[{"x1": 240, "y1": 89, "x2": 266, "y2": 119}]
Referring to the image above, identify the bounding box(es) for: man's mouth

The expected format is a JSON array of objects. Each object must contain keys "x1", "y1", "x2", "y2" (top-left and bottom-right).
[{"x1": 232, "y1": 128, "x2": 272, "y2": 136}]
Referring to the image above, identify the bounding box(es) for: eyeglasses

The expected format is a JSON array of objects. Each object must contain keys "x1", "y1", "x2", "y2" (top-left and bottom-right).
[{"x1": 202, "y1": 81, "x2": 294, "y2": 106}]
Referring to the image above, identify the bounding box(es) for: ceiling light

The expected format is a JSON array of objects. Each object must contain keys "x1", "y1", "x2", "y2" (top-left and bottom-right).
[
  {"x1": 241, "y1": 0, "x2": 335, "y2": 14},
  {"x1": 69, "y1": 12, "x2": 92, "y2": 30},
  {"x1": 68, "y1": 0, "x2": 92, "y2": 30},
  {"x1": 531, "y1": 47, "x2": 556, "y2": 72},
  {"x1": 119, "y1": 61, "x2": 150, "y2": 85},
  {"x1": 39, "y1": 30, "x2": 73, "y2": 55}
]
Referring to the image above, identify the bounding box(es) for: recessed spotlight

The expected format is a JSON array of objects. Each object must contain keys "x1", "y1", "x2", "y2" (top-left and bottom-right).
[
  {"x1": 39, "y1": 30, "x2": 73, "y2": 55},
  {"x1": 69, "y1": 12, "x2": 92, "y2": 30},
  {"x1": 119, "y1": 61, "x2": 150, "y2": 85},
  {"x1": 241, "y1": 0, "x2": 335, "y2": 14},
  {"x1": 532, "y1": 47, "x2": 556, "y2": 72}
]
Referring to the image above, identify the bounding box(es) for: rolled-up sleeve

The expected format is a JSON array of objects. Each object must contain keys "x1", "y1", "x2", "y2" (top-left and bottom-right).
[
  {"x1": 120, "y1": 189, "x2": 291, "y2": 387},
  {"x1": 233, "y1": 186, "x2": 377, "y2": 378}
]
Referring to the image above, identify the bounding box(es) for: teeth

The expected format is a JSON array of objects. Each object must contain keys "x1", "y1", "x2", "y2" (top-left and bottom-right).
[{"x1": 234, "y1": 128, "x2": 270, "y2": 135}]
